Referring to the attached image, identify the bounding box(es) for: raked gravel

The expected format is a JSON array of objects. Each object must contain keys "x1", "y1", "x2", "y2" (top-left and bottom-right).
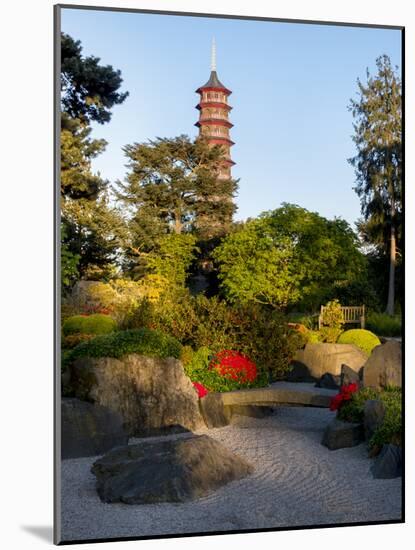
[{"x1": 59, "y1": 406, "x2": 402, "y2": 542}]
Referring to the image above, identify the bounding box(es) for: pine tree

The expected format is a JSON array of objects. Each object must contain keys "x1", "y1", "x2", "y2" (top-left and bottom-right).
[{"x1": 348, "y1": 55, "x2": 402, "y2": 315}]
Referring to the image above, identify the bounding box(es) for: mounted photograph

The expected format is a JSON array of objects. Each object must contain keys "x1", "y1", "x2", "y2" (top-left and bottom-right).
[{"x1": 55, "y1": 4, "x2": 404, "y2": 544}]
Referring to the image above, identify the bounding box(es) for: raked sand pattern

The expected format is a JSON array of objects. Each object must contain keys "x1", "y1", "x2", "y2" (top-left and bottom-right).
[{"x1": 60, "y1": 406, "x2": 402, "y2": 542}]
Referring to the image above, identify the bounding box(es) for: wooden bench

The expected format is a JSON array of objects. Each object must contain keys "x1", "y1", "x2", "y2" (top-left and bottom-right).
[{"x1": 318, "y1": 305, "x2": 366, "y2": 329}]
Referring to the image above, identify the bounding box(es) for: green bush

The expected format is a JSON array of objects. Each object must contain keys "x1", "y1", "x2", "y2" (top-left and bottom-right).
[
  {"x1": 128, "y1": 292, "x2": 295, "y2": 381},
  {"x1": 62, "y1": 314, "x2": 117, "y2": 336},
  {"x1": 338, "y1": 386, "x2": 402, "y2": 450},
  {"x1": 321, "y1": 299, "x2": 344, "y2": 330},
  {"x1": 337, "y1": 328, "x2": 381, "y2": 356},
  {"x1": 183, "y1": 346, "x2": 268, "y2": 392},
  {"x1": 305, "y1": 330, "x2": 322, "y2": 344},
  {"x1": 366, "y1": 312, "x2": 402, "y2": 337},
  {"x1": 319, "y1": 326, "x2": 343, "y2": 343},
  {"x1": 62, "y1": 333, "x2": 96, "y2": 349},
  {"x1": 67, "y1": 328, "x2": 182, "y2": 361}
]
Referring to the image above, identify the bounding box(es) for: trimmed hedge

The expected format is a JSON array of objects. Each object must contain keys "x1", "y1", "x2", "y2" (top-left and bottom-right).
[
  {"x1": 337, "y1": 328, "x2": 381, "y2": 356},
  {"x1": 68, "y1": 328, "x2": 182, "y2": 361},
  {"x1": 62, "y1": 314, "x2": 117, "y2": 336}
]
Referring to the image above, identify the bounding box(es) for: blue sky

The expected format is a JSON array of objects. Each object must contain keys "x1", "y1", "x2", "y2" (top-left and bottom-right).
[{"x1": 61, "y1": 8, "x2": 401, "y2": 228}]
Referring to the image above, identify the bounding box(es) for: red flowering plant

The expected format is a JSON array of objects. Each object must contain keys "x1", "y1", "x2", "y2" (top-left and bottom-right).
[
  {"x1": 192, "y1": 381, "x2": 209, "y2": 398},
  {"x1": 329, "y1": 382, "x2": 359, "y2": 412},
  {"x1": 209, "y1": 350, "x2": 257, "y2": 385}
]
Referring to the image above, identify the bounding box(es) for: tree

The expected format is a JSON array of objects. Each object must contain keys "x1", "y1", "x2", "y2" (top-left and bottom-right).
[
  {"x1": 61, "y1": 32, "x2": 128, "y2": 125},
  {"x1": 349, "y1": 55, "x2": 402, "y2": 315},
  {"x1": 116, "y1": 135, "x2": 238, "y2": 273},
  {"x1": 214, "y1": 204, "x2": 367, "y2": 310},
  {"x1": 60, "y1": 33, "x2": 129, "y2": 281}
]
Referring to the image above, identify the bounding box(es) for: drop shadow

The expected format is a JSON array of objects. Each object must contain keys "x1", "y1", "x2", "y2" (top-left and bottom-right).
[{"x1": 21, "y1": 525, "x2": 53, "y2": 543}]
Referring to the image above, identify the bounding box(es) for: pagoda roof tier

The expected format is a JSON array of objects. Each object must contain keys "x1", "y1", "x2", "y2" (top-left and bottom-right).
[
  {"x1": 195, "y1": 71, "x2": 232, "y2": 95},
  {"x1": 196, "y1": 102, "x2": 232, "y2": 111},
  {"x1": 222, "y1": 158, "x2": 236, "y2": 166},
  {"x1": 204, "y1": 136, "x2": 235, "y2": 147},
  {"x1": 195, "y1": 119, "x2": 233, "y2": 129}
]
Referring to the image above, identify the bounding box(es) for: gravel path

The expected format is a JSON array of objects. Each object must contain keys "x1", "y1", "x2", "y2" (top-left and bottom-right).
[{"x1": 60, "y1": 407, "x2": 402, "y2": 542}]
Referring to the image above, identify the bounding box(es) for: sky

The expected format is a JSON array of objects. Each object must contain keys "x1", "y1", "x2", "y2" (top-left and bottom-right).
[{"x1": 61, "y1": 7, "x2": 401, "y2": 228}]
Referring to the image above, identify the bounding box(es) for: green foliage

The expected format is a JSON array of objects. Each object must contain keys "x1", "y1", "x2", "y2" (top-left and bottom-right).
[
  {"x1": 369, "y1": 387, "x2": 402, "y2": 449},
  {"x1": 145, "y1": 234, "x2": 198, "y2": 288},
  {"x1": 116, "y1": 135, "x2": 238, "y2": 275},
  {"x1": 62, "y1": 313, "x2": 117, "y2": 336},
  {"x1": 61, "y1": 224, "x2": 80, "y2": 288},
  {"x1": 213, "y1": 219, "x2": 298, "y2": 308},
  {"x1": 319, "y1": 326, "x2": 343, "y2": 344},
  {"x1": 337, "y1": 387, "x2": 379, "y2": 423},
  {"x1": 338, "y1": 387, "x2": 402, "y2": 449},
  {"x1": 62, "y1": 333, "x2": 96, "y2": 349},
  {"x1": 366, "y1": 311, "x2": 402, "y2": 337},
  {"x1": 321, "y1": 299, "x2": 344, "y2": 329},
  {"x1": 304, "y1": 330, "x2": 322, "y2": 344},
  {"x1": 337, "y1": 329, "x2": 381, "y2": 356},
  {"x1": 128, "y1": 292, "x2": 296, "y2": 381},
  {"x1": 68, "y1": 328, "x2": 182, "y2": 361},
  {"x1": 214, "y1": 204, "x2": 367, "y2": 310},
  {"x1": 183, "y1": 347, "x2": 268, "y2": 392},
  {"x1": 61, "y1": 32, "x2": 128, "y2": 124}
]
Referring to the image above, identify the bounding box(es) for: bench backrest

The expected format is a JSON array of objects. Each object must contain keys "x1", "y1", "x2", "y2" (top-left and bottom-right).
[{"x1": 319, "y1": 305, "x2": 365, "y2": 329}]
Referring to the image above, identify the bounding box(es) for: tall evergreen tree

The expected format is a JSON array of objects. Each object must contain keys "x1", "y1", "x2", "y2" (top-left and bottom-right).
[
  {"x1": 60, "y1": 33, "x2": 129, "y2": 282},
  {"x1": 348, "y1": 55, "x2": 402, "y2": 315},
  {"x1": 116, "y1": 135, "x2": 238, "y2": 273}
]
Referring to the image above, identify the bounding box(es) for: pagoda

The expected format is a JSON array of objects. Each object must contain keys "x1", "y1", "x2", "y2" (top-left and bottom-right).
[{"x1": 195, "y1": 38, "x2": 235, "y2": 180}]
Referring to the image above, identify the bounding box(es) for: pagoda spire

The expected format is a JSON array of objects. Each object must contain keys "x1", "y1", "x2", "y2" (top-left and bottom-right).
[{"x1": 211, "y1": 37, "x2": 216, "y2": 71}]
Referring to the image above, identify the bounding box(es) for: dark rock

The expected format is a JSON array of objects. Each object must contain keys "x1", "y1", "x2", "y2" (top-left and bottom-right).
[
  {"x1": 294, "y1": 343, "x2": 367, "y2": 379},
  {"x1": 61, "y1": 398, "x2": 128, "y2": 459},
  {"x1": 364, "y1": 399, "x2": 386, "y2": 441},
  {"x1": 286, "y1": 361, "x2": 316, "y2": 383},
  {"x1": 70, "y1": 354, "x2": 205, "y2": 437},
  {"x1": 91, "y1": 434, "x2": 253, "y2": 504},
  {"x1": 363, "y1": 341, "x2": 402, "y2": 390},
  {"x1": 315, "y1": 373, "x2": 341, "y2": 390},
  {"x1": 226, "y1": 405, "x2": 274, "y2": 420},
  {"x1": 322, "y1": 418, "x2": 364, "y2": 450},
  {"x1": 340, "y1": 364, "x2": 360, "y2": 387},
  {"x1": 371, "y1": 444, "x2": 402, "y2": 479}
]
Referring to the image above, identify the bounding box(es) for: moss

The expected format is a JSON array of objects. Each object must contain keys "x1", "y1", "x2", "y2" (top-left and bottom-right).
[
  {"x1": 67, "y1": 328, "x2": 182, "y2": 362},
  {"x1": 337, "y1": 328, "x2": 381, "y2": 356},
  {"x1": 62, "y1": 313, "x2": 117, "y2": 336}
]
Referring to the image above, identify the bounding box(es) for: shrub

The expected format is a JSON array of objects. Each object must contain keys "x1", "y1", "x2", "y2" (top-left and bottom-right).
[
  {"x1": 366, "y1": 312, "x2": 402, "y2": 337},
  {"x1": 319, "y1": 326, "x2": 343, "y2": 344},
  {"x1": 183, "y1": 346, "x2": 268, "y2": 392},
  {"x1": 62, "y1": 333, "x2": 96, "y2": 349},
  {"x1": 337, "y1": 329, "x2": 381, "y2": 356},
  {"x1": 337, "y1": 386, "x2": 402, "y2": 450},
  {"x1": 305, "y1": 330, "x2": 323, "y2": 344},
  {"x1": 210, "y1": 350, "x2": 257, "y2": 384},
  {"x1": 128, "y1": 292, "x2": 296, "y2": 381},
  {"x1": 62, "y1": 314, "x2": 117, "y2": 336},
  {"x1": 321, "y1": 299, "x2": 344, "y2": 329},
  {"x1": 67, "y1": 328, "x2": 182, "y2": 361}
]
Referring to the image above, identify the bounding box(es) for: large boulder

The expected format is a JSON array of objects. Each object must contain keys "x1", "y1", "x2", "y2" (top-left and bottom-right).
[
  {"x1": 61, "y1": 398, "x2": 128, "y2": 459},
  {"x1": 294, "y1": 343, "x2": 367, "y2": 380},
  {"x1": 363, "y1": 341, "x2": 402, "y2": 390},
  {"x1": 371, "y1": 444, "x2": 402, "y2": 479},
  {"x1": 322, "y1": 418, "x2": 364, "y2": 450},
  {"x1": 70, "y1": 354, "x2": 205, "y2": 436},
  {"x1": 91, "y1": 434, "x2": 253, "y2": 504}
]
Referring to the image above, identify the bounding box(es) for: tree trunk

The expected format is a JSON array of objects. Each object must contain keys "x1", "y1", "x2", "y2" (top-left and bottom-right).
[{"x1": 385, "y1": 223, "x2": 396, "y2": 316}]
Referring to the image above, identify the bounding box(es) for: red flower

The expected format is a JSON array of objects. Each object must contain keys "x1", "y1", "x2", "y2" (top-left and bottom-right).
[
  {"x1": 209, "y1": 350, "x2": 257, "y2": 385},
  {"x1": 192, "y1": 382, "x2": 209, "y2": 398},
  {"x1": 329, "y1": 381, "x2": 359, "y2": 411}
]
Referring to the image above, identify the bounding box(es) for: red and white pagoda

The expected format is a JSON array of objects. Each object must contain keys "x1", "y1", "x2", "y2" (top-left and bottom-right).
[{"x1": 195, "y1": 38, "x2": 235, "y2": 180}]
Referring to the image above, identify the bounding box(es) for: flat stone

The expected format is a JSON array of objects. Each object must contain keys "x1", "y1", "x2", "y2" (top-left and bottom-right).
[
  {"x1": 61, "y1": 398, "x2": 128, "y2": 459},
  {"x1": 363, "y1": 341, "x2": 402, "y2": 390},
  {"x1": 91, "y1": 434, "x2": 253, "y2": 504},
  {"x1": 322, "y1": 418, "x2": 363, "y2": 450},
  {"x1": 371, "y1": 444, "x2": 402, "y2": 479}
]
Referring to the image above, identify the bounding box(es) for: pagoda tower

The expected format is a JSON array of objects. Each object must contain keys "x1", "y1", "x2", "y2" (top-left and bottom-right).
[{"x1": 195, "y1": 38, "x2": 235, "y2": 180}]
